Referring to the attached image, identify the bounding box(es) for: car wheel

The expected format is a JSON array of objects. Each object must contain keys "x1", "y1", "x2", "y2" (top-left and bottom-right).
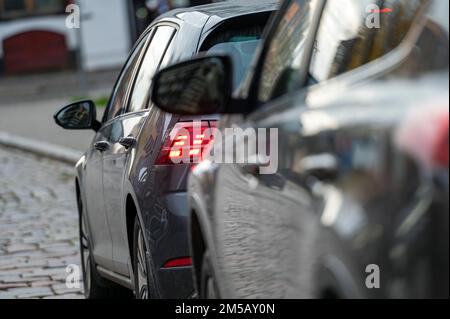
[
  {"x1": 133, "y1": 216, "x2": 159, "y2": 299},
  {"x1": 200, "y1": 251, "x2": 220, "y2": 299},
  {"x1": 78, "y1": 195, "x2": 132, "y2": 299}
]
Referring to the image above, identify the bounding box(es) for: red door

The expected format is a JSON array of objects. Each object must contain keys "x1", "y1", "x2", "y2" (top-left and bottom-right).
[{"x1": 3, "y1": 30, "x2": 69, "y2": 74}]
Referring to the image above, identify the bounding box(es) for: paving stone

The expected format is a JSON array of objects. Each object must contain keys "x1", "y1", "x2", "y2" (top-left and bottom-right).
[
  {"x1": 46, "y1": 259, "x2": 74, "y2": 268},
  {"x1": 15, "y1": 259, "x2": 48, "y2": 269},
  {"x1": 0, "y1": 263, "x2": 20, "y2": 271},
  {"x1": 0, "y1": 268, "x2": 35, "y2": 276},
  {"x1": 18, "y1": 277, "x2": 53, "y2": 283},
  {"x1": 0, "y1": 275, "x2": 22, "y2": 283},
  {"x1": 30, "y1": 280, "x2": 59, "y2": 288},
  {"x1": 39, "y1": 242, "x2": 73, "y2": 250},
  {"x1": 0, "y1": 147, "x2": 84, "y2": 299},
  {"x1": 0, "y1": 257, "x2": 26, "y2": 267},
  {"x1": 0, "y1": 292, "x2": 18, "y2": 299},
  {"x1": 0, "y1": 283, "x2": 28, "y2": 290},
  {"x1": 4, "y1": 244, "x2": 37, "y2": 254},
  {"x1": 44, "y1": 293, "x2": 84, "y2": 299},
  {"x1": 2, "y1": 287, "x2": 35, "y2": 295},
  {"x1": 16, "y1": 287, "x2": 54, "y2": 299},
  {"x1": 52, "y1": 283, "x2": 82, "y2": 295},
  {"x1": 43, "y1": 246, "x2": 78, "y2": 255},
  {"x1": 22, "y1": 269, "x2": 66, "y2": 278},
  {"x1": 59, "y1": 256, "x2": 82, "y2": 266},
  {"x1": 51, "y1": 273, "x2": 69, "y2": 281}
]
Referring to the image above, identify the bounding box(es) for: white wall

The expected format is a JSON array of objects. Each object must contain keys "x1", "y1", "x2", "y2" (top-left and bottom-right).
[
  {"x1": 78, "y1": 0, "x2": 131, "y2": 71},
  {"x1": 0, "y1": 0, "x2": 131, "y2": 71}
]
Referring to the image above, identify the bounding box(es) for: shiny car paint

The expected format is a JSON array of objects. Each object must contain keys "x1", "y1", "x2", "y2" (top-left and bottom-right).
[
  {"x1": 74, "y1": 1, "x2": 279, "y2": 298},
  {"x1": 188, "y1": 0, "x2": 449, "y2": 299}
]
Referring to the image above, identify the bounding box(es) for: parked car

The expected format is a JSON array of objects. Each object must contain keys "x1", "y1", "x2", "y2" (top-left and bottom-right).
[
  {"x1": 53, "y1": 0, "x2": 279, "y2": 299},
  {"x1": 152, "y1": 0, "x2": 449, "y2": 298}
]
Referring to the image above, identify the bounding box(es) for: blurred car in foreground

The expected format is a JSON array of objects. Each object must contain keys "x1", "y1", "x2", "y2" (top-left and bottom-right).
[
  {"x1": 152, "y1": 0, "x2": 449, "y2": 298},
  {"x1": 53, "y1": 0, "x2": 278, "y2": 299}
]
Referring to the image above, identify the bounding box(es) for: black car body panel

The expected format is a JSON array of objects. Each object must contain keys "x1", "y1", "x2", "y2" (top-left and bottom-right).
[
  {"x1": 73, "y1": 0, "x2": 278, "y2": 298},
  {"x1": 187, "y1": 0, "x2": 449, "y2": 299}
]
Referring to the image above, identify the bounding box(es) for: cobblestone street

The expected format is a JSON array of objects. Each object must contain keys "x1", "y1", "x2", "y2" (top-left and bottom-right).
[{"x1": 0, "y1": 147, "x2": 84, "y2": 299}]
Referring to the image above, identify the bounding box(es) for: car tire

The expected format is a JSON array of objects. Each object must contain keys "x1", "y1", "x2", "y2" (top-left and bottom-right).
[
  {"x1": 78, "y1": 195, "x2": 132, "y2": 299},
  {"x1": 200, "y1": 251, "x2": 220, "y2": 299},
  {"x1": 133, "y1": 216, "x2": 159, "y2": 299}
]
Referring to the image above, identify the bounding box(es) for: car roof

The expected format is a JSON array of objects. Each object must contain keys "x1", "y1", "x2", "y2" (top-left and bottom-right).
[{"x1": 155, "y1": 0, "x2": 279, "y2": 25}]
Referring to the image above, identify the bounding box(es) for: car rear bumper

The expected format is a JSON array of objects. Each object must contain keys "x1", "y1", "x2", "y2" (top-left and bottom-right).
[
  {"x1": 135, "y1": 164, "x2": 195, "y2": 298},
  {"x1": 156, "y1": 191, "x2": 194, "y2": 298}
]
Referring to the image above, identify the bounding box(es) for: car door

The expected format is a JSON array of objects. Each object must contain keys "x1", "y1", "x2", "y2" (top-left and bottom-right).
[
  {"x1": 210, "y1": 0, "x2": 323, "y2": 299},
  {"x1": 101, "y1": 24, "x2": 177, "y2": 275},
  {"x1": 213, "y1": 0, "x2": 430, "y2": 298},
  {"x1": 295, "y1": 0, "x2": 428, "y2": 298},
  {"x1": 84, "y1": 129, "x2": 112, "y2": 268},
  {"x1": 84, "y1": 32, "x2": 150, "y2": 269}
]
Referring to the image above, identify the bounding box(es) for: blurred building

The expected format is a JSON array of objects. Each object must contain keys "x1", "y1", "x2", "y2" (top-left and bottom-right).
[
  {"x1": 0, "y1": 0, "x2": 131, "y2": 75},
  {"x1": 0, "y1": 0, "x2": 73, "y2": 74},
  {"x1": 0, "y1": 0, "x2": 217, "y2": 76},
  {"x1": 128, "y1": 0, "x2": 216, "y2": 42}
]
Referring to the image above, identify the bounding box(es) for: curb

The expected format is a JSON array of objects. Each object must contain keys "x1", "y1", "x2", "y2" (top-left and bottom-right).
[{"x1": 0, "y1": 131, "x2": 82, "y2": 165}]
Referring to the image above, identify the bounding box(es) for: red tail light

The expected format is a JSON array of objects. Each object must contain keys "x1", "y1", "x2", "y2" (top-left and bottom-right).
[
  {"x1": 162, "y1": 257, "x2": 192, "y2": 269},
  {"x1": 397, "y1": 105, "x2": 449, "y2": 169},
  {"x1": 156, "y1": 121, "x2": 217, "y2": 165},
  {"x1": 432, "y1": 114, "x2": 449, "y2": 168}
]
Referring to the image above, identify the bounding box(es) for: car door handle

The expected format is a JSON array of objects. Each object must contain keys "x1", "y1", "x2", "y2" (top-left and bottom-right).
[
  {"x1": 119, "y1": 136, "x2": 136, "y2": 150},
  {"x1": 94, "y1": 141, "x2": 110, "y2": 152},
  {"x1": 300, "y1": 153, "x2": 338, "y2": 180}
]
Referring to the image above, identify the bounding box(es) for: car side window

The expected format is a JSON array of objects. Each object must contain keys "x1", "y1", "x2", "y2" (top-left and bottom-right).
[
  {"x1": 128, "y1": 25, "x2": 176, "y2": 113},
  {"x1": 257, "y1": 0, "x2": 318, "y2": 103},
  {"x1": 103, "y1": 32, "x2": 150, "y2": 123},
  {"x1": 309, "y1": 0, "x2": 425, "y2": 82}
]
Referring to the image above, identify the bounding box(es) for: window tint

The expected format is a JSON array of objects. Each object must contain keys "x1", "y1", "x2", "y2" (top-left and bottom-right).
[
  {"x1": 128, "y1": 26, "x2": 175, "y2": 113},
  {"x1": 310, "y1": 0, "x2": 425, "y2": 82},
  {"x1": 104, "y1": 34, "x2": 149, "y2": 122},
  {"x1": 257, "y1": 0, "x2": 318, "y2": 103}
]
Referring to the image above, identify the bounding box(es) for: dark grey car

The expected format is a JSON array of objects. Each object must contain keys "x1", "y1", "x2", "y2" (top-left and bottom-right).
[
  {"x1": 152, "y1": 0, "x2": 449, "y2": 298},
  {"x1": 54, "y1": 1, "x2": 278, "y2": 299}
]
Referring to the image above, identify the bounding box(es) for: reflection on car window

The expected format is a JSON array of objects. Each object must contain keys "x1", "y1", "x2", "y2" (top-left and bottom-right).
[
  {"x1": 202, "y1": 26, "x2": 264, "y2": 90},
  {"x1": 399, "y1": 0, "x2": 449, "y2": 74},
  {"x1": 109, "y1": 120, "x2": 124, "y2": 143},
  {"x1": 104, "y1": 33, "x2": 149, "y2": 122},
  {"x1": 257, "y1": 0, "x2": 317, "y2": 103},
  {"x1": 128, "y1": 26, "x2": 176, "y2": 113},
  {"x1": 310, "y1": 0, "x2": 425, "y2": 82}
]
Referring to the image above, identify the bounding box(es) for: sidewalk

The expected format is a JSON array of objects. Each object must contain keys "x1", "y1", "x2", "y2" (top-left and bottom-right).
[
  {"x1": 0, "y1": 147, "x2": 84, "y2": 299},
  {"x1": 0, "y1": 69, "x2": 119, "y2": 155},
  {"x1": 0, "y1": 69, "x2": 119, "y2": 105},
  {"x1": 0, "y1": 98, "x2": 95, "y2": 152}
]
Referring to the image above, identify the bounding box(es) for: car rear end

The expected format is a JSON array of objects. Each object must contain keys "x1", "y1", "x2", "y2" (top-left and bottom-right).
[{"x1": 139, "y1": 2, "x2": 278, "y2": 298}]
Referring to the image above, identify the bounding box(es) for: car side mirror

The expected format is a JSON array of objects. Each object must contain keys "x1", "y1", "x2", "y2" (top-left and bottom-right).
[
  {"x1": 151, "y1": 55, "x2": 234, "y2": 115},
  {"x1": 54, "y1": 100, "x2": 100, "y2": 131}
]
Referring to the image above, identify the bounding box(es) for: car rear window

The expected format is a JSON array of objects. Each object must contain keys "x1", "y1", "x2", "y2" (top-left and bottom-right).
[{"x1": 201, "y1": 25, "x2": 265, "y2": 90}]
